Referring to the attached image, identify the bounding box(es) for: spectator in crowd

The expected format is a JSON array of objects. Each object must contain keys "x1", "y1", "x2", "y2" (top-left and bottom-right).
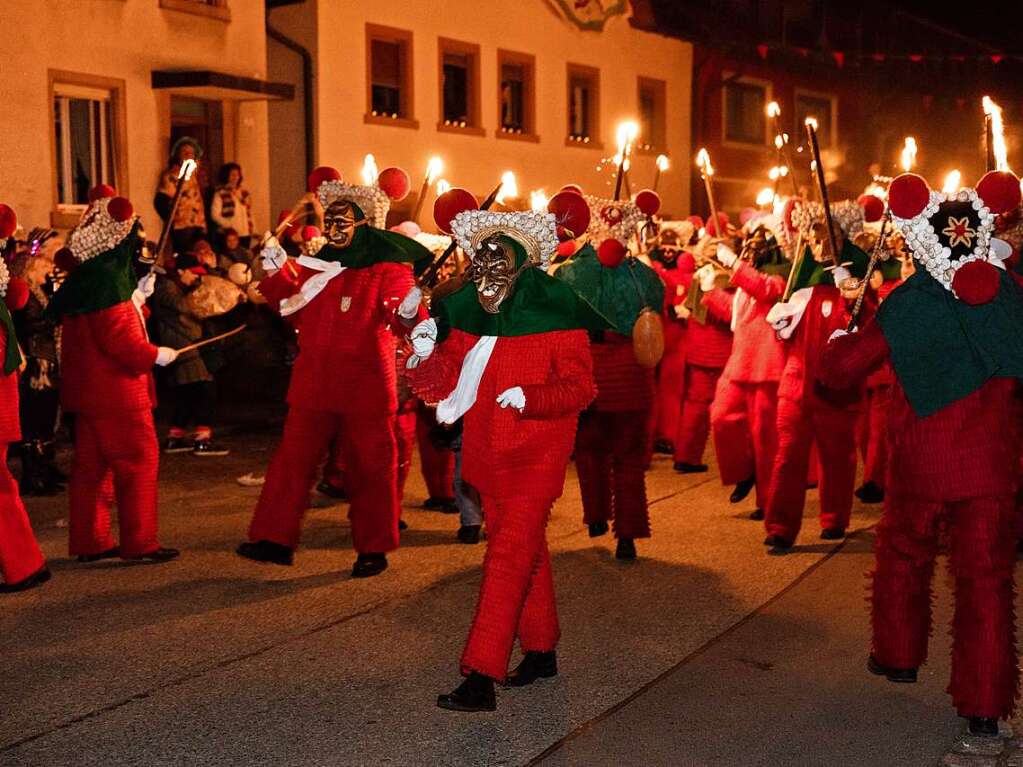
[
  {"x1": 211, "y1": 163, "x2": 254, "y2": 249},
  {"x1": 217, "y1": 228, "x2": 252, "y2": 271},
  {"x1": 154, "y1": 137, "x2": 208, "y2": 256}
]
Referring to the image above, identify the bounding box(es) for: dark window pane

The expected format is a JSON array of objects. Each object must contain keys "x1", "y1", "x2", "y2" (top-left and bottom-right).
[
  {"x1": 796, "y1": 95, "x2": 833, "y2": 147},
  {"x1": 724, "y1": 82, "x2": 766, "y2": 145},
  {"x1": 501, "y1": 64, "x2": 525, "y2": 131},
  {"x1": 639, "y1": 88, "x2": 656, "y2": 147},
  {"x1": 371, "y1": 39, "x2": 403, "y2": 117},
  {"x1": 569, "y1": 79, "x2": 590, "y2": 139},
  {"x1": 69, "y1": 98, "x2": 95, "y2": 204},
  {"x1": 442, "y1": 61, "x2": 469, "y2": 124}
]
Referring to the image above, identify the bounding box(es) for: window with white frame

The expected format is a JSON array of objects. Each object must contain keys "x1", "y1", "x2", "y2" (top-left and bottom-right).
[{"x1": 53, "y1": 83, "x2": 117, "y2": 207}]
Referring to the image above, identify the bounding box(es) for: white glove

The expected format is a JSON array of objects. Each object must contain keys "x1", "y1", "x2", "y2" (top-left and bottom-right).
[
  {"x1": 716, "y1": 243, "x2": 738, "y2": 269},
  {"x1": 831, "y1": 266, "x2": 851, "y2": 286},
  {"x1": 496, "y1": 386, "x2": 526, "y2": 412},
  {"x1": 673, "y1": 302, "x2": 691, "y2": 320},
  {"x1": 409, "y1": 318, "x2": 438, "y2": 361},
  {"x1": 155, "y1": 346, "x2": 178, "y2": 366},
  {"x1": 260, "y1": 235, "x2": 287, "y2": 274},
  {"x1": 696, "y1": 263, "x2": 718, "y2": 293},
  {"x1": 398, "y1": 286, "x2": 423, "y2": 320},
  {"x1": 828, "y1": 329, "x2": 850, "y2": 343},
  {"x1": 137, "y1": 272, "x2": 156, "y2": 298}
]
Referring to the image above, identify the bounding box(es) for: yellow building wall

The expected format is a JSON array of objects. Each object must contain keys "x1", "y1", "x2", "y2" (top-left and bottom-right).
[
  {"x1": 0, "y1": 0, "x2": 272, "y2": 235},
  {"x1": 303, "y1": 0, "x2": 692, "y2": 220}
]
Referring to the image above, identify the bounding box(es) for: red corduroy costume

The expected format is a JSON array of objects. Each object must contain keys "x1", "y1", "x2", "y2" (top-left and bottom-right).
[
  {"x1": 248, "y1": 260, "x2": 417, "y2": 554},
  {"x1": 0, "y1": 332, "x2": 46, "y2": 584},
  {"x1": 410, "y1": 329, "x2": 595, "y2": 681},
  {"x1": 576, "y1": 332, "x2": 654, "y2": 539},
  {"x1": 709, "y1": 263, "x2": 787, "y2": 507},
  {"x1": 651, "y1": 257, "x2": 690, "y2": 446},
  {"x1": 415, "y1": 401, "x2": 455, "y2": 500},
  {"x1": 765, "y1": 285, "x2": 862, "y2": 542},
  {"x1": 820, "y1": 323, "x2": 1020, "y2": 719},
  {"x1": 61, "y1": 302, "x2": 162, "y2": 558}
]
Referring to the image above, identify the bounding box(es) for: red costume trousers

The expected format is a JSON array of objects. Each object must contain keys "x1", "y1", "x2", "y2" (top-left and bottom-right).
[
  {"x1": 672, "y1": 364, "x2": 724, "y2": 466},
  {"x1": 872, "y1": 493, "x2": 1018, "y2": 719},
  {"x1": 654, "y1": 322, "x2": 686, "y2": 444},
  {"x1": 69, "y1": 411, "x2": 160, "y2": 558},
  {"x1": 857, "y1": 385, "x2": 891, "y2": 489},
  {"x1": 0, "y1": 445, "x2": 46, "y2": 584},
  {"x1": 764, "y1": 399, "x2": 858, "y2": 541},
  {"x1": 461, "y1": 493, "x2": 560, "y2": 681},
  {"x1": 575, "y1": 410, "x2": 651, "y2": 539},
  {"x1": 710, "y1": 379, "x2": 779, "y2": 509},
  {"x1": 249, "y1": 406, "x2": 399, "y2": 554},
  {"x1": 415, "y1": 408, "x2": 455, "y2": 500},
  {"x1": 322, "y1": 412, "x2": 416, "y2": 500}
]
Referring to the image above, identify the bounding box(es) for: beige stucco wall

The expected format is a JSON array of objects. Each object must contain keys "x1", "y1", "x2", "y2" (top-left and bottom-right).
[
  {"x1": 302, "y1": 0, "x2": 692, "y2": 219},
  {"x1": 0, "y1": 0, "x2": 271, "y2": 235}
]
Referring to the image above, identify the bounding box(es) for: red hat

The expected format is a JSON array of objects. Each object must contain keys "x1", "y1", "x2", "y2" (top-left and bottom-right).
[
  {"x1": 377, "y1": 167, "x2": 411, "y2": 201},
  {"x1": 634, "y1": 189, "x2": 661, "y2": 217},
  {"x1": 307, "y1": 166, "x2": 342, "y2": 193},
  {"x1": 0, "y1": 204, "x2": 16, "y2": 240},
  {"x1": 597, "y1": 239, "x2": 627, "y2": 268},
  {"x1": 434, "y1": 188, "x2": 479, "y2": 234},
  {"x1": 548, "y1": 190, "x2": 591, "y2": 241},
  {"x1": 87, "y1": 184, "x2": 117, "y2": 202}
]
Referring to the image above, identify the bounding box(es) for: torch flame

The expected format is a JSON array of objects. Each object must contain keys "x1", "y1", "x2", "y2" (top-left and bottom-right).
[
  {"x1": 616, "y1": 120, "x2": 640, "y2": 154},
  {"x1": 178, "y1": 158, "x2": 197, "y2": 182},
  {"x1": 804, "y1": 117, "x2": 819, "y2": 130},
  {"x1": 656, "y1": 154, "x2": 670, "y2": 172},
  {"x1": 530, "y1": 189, "x2": 549, "y2": 212},
  {"x1": 779, "y1": 165, "x2": 789, "y2": 177},
  {"x1": 695, "y1": 148, "x2": 714, "y2": 176},
  {"x1": 496, "y1": 171, "x2": 518, "y2": 204},
  {"x1": 767, "y1": 101, "x2": 781, "y2": 118},
  {"x1": 361, "y1": 153, "x2": 379, "y2": 185},
  {"x1": 942, "y1": 169, "x2": 962, "y2": 194},
  {"x1": 774, "y1": 134, "x2": 784, "y2": 150},
  {"x1": 900, "y1": 137, "x2": 918, "y2": 172},
  {"x1": 756, "y1": 187, "x2": 775, "y2": 206},
  {"x1": 435, "y1": 179, "x2": 451, "y2": 196},
  {"x1": 426, "y1": 156, "x2": 443, "y2": 185},
  {"x1": 983, "y1": 96, "x2": 1011, "y2": 171},
  {"x1": 768, "y1": 166, "x2": 780, "y2": 181}
]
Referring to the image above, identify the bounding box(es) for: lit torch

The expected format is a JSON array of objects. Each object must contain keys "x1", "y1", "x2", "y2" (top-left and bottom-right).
[
  {"x1": 361, "y1": 153, "x2": 379, "y2": 186},
  {"x1": 435, "y1": 179, "x2": 451, "y2": 197},
  {"x1": 530, "y1": 189, "x2": 549, "y2": 212},
  {"x1": 942, "y1": 169, "x2": 962, "y2": 195},
  {"x1": 154, "y1": 157, "x2": 197, "y2": 262},
  {"x1": 495, "y1": 171, "x2": 518, "y2": 206},
  {"x1": 756, "y1": 187, "x2": 775, "y2": 208},
  {"x1": 983, "y1": 96, "x2": 1010, "y2": 172},
  {"x1": 695, "y1": 148, "x2": 721, "y2": 236},
  {"x1": 900, "y1": 137, "x2": 917, "y2": 173},
  {"x1": 411, "y1": 155, "x2": 444, "y2": 223},
  {"x1": 614, "y1": 120, "x2": 640, "y2": 201},
  {"x1": 653, "y1": 154, "x2": 669, "y2": 193}
]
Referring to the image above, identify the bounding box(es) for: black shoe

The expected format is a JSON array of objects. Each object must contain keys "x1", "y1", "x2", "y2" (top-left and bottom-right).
[
  {"x1": 854, "y1": 481, "x2": 885, "y2": 504},
  {"x1": 503, "y1": 651, "x2": 558, "y2": 688},
  {"x1": 673, "y1": 462, "x2": 709, "y2": 474},
  {"x1": 653, "y1": 439, "x2": 674, "y2": 455},
  {"x1": 18, "y1": 442, "x2": 61, "y2": 496},
  {"x1": 423, "y1": 496, "x2": 458, "y2": 513},
  {"x1": 316, "y1": 481, "x2": 347, "y2": 500},
  {"x1": 968, "y1": 717, "x2": 999, "y2": 737},
  {"x1": 352, "y1": 553, "x2": 388, "y2": 578},
  {"x1": 730, "y1": 475, "x2": 756, "y2": 504},
  {"x1": 616, "y1": 538, "x2": 637, "y2": 560},
  {"x1": 125, "y1": 547, "x2": 180, "y2": 563},
  {"x1": 867, "y1": 655, "x2": 918, "y2": 683},
  {"x1": 163, "y1": 437, "x2": 193, "y2": 454},
  {"x1": 588, "y1": 521, "x2": 609, "y2": 538},
  {"x1": 0, "y1": 566, "x2": 51, "y2": 593},
  {"x1": 192, "y1": 439, "x2": 229, "y2": 457},
  {"x1": 437, "y1": 672, "x2": 496, "y2": 712},
  {"x1": 820, "y1": 527, "x2": 846, "y2": 540},
  {"x1": 457, "y1": 525, "x2": 481, "y2": 544},
  {"x1": 236, "y1": 540, "x2": 294, "y2": 566},
  {"x1": 398, "y1": 519, "x2": 408, "y2": 531},
  {"x1": 764, "y1": 535, "x2": 793, "y2": 555},
  {"x1": 748, "y1": 508, "x2": 765, "y2": 521},
  {"x1": 77, "y1": 547, "x2": 120, "y2": 563}
]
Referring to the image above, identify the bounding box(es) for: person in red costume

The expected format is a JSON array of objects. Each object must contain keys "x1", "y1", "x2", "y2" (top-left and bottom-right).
[
  {"x1": 409, "y1": 190, "x2": 603, "y2": 712},
  {"x1": 556, "y1": 190, "x2": 664, "y2": 560},
  {"x1": 47, "y1": 189, "x2": 180, "y2": 563},
  {"x1": 0, "y1": 204, "x2": 51, "y2": 592},
  {"x1": 708, "y1": 224, "x2": 788, "y2": 518},
  {"x1": 819, "y1": 171, "x2": 1023, "y2": 737},
  {"x1": 761, "y1": 209, "x2": 878, "y2": 551},
  {"x1": 238, "y1": 166, "x2": 430, "y2": 578}
]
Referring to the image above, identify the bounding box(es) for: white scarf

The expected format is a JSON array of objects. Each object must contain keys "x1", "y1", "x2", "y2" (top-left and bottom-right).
[
  {"x1": 436, "y1": 336, "x2": 498, "y2": 424},
  {"x1": 279, "y1": 255, "x2": 347, "y2": 317}
]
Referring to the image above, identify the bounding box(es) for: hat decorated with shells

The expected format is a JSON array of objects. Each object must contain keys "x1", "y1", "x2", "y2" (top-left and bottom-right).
[
  {"x1": 307, "y1": 165, "x2": 411, "y2": 229},
  {"x1": 66, "y1": 191, "x2": 137, "y2": 263}
]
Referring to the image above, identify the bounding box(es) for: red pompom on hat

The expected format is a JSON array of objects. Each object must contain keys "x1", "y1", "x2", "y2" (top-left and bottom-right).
[
  {"x1": 559, "y1": 184, "x2": 584, "y2": 196},
  {"x1": 705, "y1": 211, "x2": 730, "y2": 237},
  {"x1": 952, "y1": 259, "x2": 1001, "y2": 305},
  {"x1": 307, "y1": 166, "x2": 342, "y2": 193},
  {"x1": 433, "y1": 188, "x2": 479, "y2": 234},
  {"x1": 54, "y1": 247, "x2": 78, "y2": 273},
  {"x1": 634, "y1": 189, "x2": 661, "y2": 217},
  {"x1": 548, "y1": 190, "x2": 591, "y2": 241},
  {"x1": 888, "y1": 173, "x2": 931, "y2": 219},
  {"x1": 4, "y1": 276, "x2": 29, "y2": 312},
  {"x1": 0, "y1": 204, "x2": 16, "y2": 239},
  {"x1": 88, "y1": 184, "x2": 117, "y2": 202},
  {"x1": 857, "y1": 193, "x2": 885, "y2": 222},
  {"x1": 300, "y1": 225, "x2": 321, "y2": 242},
  {"x1": 686, "y1": 214, "x2": 704, "y2": 230},
  {"x1": 596, "y1": 238, "x2": 626, "y2": 268},
  {"x1": 976, "y1": 170, "x2": 1022, "y2": 215},
  {"x1": 377, "y1": 167, "x2": 411, "y2": 201},
  {"x1": 107, "y1": 196, "x2": 134, "y2": 223},
  {"x1": 556, "y1": 240, "x2": 578, "y2": 258},
  {"x1": 782, "y1": 198, "x2": 804, "y2": 232}
]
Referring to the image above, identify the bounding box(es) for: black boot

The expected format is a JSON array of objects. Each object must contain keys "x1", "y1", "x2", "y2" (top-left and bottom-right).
[
  {"x1": 615, "y1": 537, "x2": 637, "y2": 560},
  {"x1": 503, "y1": 651, "x2": 558, "y2": 687},
  {"x1": 820, "y1": 527, "x2": 846, "y2": 540},
  {"x1": 968, "y1": 717, "x2": 999, "y2": 737},
  {"x1": 652, "y1": 439, "x2": 674, "y2": 455},
  {"x1": 764, "y1": 534, "x2": 793, "y2": 554},
  {"x1": 673, "y1": 462, "x2": 709, "y2": 474},
  {"x1": 236, "y1": 540, "x2": 294, "y2": 566},
  {"x1": 748, "y1": 508, "x2": 765, "y2": 521},
  {"x1": 0, "y1": 566, "x2": 51, "y2": 593},
  {"x1": 867, "y1": 654, "x2": 917, "y2": 683},
  {"x1": 854, "y1": 481, "x2": 885, "y2": 504},
  {"x1": 77, "y1": 547, "x2": 120, "y2": 563},
  {"x1": 588, "y1": 521, "x2": 609, "y2": 538},
  {"x1": 437, "y1": 672, "x2": 497, "y2": 711},
  {"x1": 730, "y1": 475, "x2": 756, "y2": 504},
  {"x1": 124, "y1": 547, "x2": 180, "y2": 563},
  {"x1": 352, "y1": 553, "x2": 388, "y2": 578},
  {"x1": 457, "y1": 525, "x2": 481, "y2": 544},
  {"x1": 315, "y1": 481, "x2": 347, "y2": 500}
]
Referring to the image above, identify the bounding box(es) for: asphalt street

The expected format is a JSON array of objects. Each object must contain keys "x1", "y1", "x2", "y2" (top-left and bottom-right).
[{"x1": 0, "y1": 430, "x2": 1004, "y2": 766}]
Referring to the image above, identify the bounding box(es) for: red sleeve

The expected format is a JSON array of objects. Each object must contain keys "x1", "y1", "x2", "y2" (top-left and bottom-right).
[
  {"x1": 378, "y1": 263, "x2": 426, "y2": 333},
  {"x1": 407, "y1": 329, "x2": 475, "y2": 403},
  {"x1": 88, "y1": 303, "x2": 158, "y2": 374},
  {"x1": 257, "y1": 262, "x2": 302, "y2": 313},
  {"x1": 817, "y1": 319, "x2": 890, "y2": 389},
  {"x1": 730, "y1": 262, "x2": 784, "y2": 305},
  {"x1": 521, "y1": 330, "x2": 596, "y2": 419},
  {"x1": 701, "y1": 288, "x2": 733, "y2": 324}
]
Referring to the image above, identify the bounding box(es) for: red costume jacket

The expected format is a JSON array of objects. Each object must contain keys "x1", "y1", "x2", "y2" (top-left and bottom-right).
[
  {"x1": 820, "y1": 321, "x2": 1019, "y2": 500},
  {"x1": 721, "y1": 263, "x2": 787, "y2": 383},
  {"x1": 259, "y1": 261, "x2": 417, "y2": 415},
  {"x1": 693, "y1": 287, "x2": 736, "y2": 368},
  {"x1": 590, "y1": 332, "x2": 654, "y2": 412},
  {"x1": 0, "y1": 333, "x2": 20, "y2": 442},
  {"x1": 60, "y1": 301, "x2": 158, "y2": 414},
  {"x1": 410, "y1": 329, "x2": 595, "y2": 500}
]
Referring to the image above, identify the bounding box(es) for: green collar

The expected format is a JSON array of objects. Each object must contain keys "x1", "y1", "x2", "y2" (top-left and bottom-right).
[
  {"x1": 315, "y1": 226, "x2": 432, "y2": 269},
  {"x1": 47, "y1": 226, "x2": 140, "y2": 319},
  {"x1": 1, "y1": 301, "x2": 21, "y2": 375}
]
